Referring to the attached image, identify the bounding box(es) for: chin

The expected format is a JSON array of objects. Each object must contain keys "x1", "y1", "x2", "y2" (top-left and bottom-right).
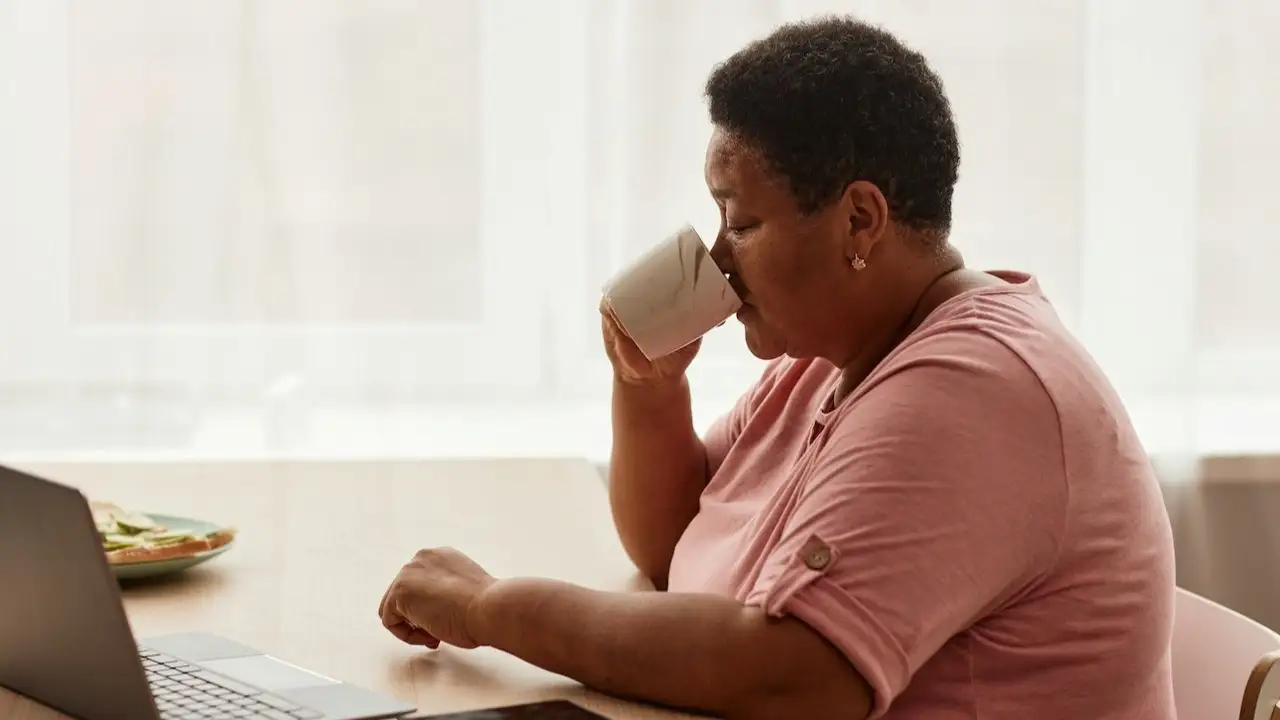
[{"x1": 743, "y1": 325, "x2": 787, "y2": 361}]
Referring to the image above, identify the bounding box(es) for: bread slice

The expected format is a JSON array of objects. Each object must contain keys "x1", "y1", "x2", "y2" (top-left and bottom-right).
[
  {"x1": 106, "y1": 536, "x2": 215, "y2": 565},
  {"x1": 105, "y1": 526, "x2": 239, "y2": 565}
]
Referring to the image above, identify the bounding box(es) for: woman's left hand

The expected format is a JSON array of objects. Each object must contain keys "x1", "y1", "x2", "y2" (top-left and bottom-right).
[{"x1": 377, "y1": 547, "x2": 496, "y2": 650}]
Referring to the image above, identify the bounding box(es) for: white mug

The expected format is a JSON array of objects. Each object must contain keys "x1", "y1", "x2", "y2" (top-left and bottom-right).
[{"x1": 601, "y1": 224, "x2": 743, "y2": 360}]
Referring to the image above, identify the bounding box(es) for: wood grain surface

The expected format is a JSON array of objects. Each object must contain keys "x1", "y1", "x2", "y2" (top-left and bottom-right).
[{"x1": 0, "y1": 459, "x2": 693, "y2": 719}]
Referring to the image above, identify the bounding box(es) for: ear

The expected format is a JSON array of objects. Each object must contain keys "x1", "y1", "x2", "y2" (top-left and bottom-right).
[{"x1": 838, "y1": 180, "x2": 891, "y2": 265}]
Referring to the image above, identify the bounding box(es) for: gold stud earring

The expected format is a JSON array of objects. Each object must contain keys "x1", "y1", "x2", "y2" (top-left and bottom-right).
[{"x1": 850, "y1": 255, "x2": 866, "y2": 270}]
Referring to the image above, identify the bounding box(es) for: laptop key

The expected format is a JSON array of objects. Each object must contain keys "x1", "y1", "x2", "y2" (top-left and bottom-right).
[{"x1": 256, "y1": 710, "x2": 296, "y2": 720}]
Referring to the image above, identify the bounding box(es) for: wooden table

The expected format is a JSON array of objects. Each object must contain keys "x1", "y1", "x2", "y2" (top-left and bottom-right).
[{"x1": 0, "y1": 459, "x2": 692, "y2": 719}]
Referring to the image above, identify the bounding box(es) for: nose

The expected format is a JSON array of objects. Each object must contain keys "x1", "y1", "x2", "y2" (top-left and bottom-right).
[
  {"x1": 708, "y1": 232, "x2": 747, "y2": 300},
  {"x1": 709, "y1": 231, "x2": 734, "y2": 275}
]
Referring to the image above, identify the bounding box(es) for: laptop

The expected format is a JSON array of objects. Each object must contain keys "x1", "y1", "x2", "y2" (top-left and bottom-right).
[{"x1": 0, "y1": 463, "x2": 417, "y2": 720}]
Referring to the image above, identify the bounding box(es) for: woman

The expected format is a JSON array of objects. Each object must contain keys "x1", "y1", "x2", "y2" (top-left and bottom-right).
[{"x1": 378, "y1": 16, "x2": 1177, "y2": 719}]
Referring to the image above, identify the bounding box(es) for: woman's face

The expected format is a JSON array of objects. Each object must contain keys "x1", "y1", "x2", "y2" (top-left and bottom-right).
[{"x1": 705, "y1": 128, "x2": 862, "y2": 362}]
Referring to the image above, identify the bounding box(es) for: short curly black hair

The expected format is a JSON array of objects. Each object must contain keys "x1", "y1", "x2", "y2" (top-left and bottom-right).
[{"x1": 705, "y1": 16, "x2": 960, "y2": 233}]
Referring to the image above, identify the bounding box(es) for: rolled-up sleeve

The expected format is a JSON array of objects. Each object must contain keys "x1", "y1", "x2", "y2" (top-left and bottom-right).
[{"x1": 743, "y1": 342, "x2": 1067, "y2": 716}]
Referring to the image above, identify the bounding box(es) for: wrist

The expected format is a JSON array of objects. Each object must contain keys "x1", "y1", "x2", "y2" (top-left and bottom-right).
[
  {"x1": 466, "y1": 576, "x2": 505, "y2": 648},
  {"x1": 613, "y1": 372, "x2": 688, "y2": 397}
]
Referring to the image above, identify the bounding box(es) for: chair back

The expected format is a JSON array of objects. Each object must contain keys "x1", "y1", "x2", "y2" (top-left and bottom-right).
[{"x1": 1172, "y1": 587, "x2": 1280, "y2": 720}]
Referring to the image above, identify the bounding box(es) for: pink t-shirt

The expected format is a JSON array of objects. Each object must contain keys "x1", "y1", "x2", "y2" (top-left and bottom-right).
[{"x1": 667, "y1": 272, "x2": 1177, "y2": 719}]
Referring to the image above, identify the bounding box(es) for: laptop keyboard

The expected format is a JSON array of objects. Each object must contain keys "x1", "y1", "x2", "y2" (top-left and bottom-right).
[{"x1": 141, "y1": 649, "x2": 324, "y2": 720}]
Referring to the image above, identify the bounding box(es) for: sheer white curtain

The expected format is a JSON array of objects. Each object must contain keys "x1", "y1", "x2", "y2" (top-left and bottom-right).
[{"x1": 0, "y1": 0, "x2": 1275, "y2": 461}]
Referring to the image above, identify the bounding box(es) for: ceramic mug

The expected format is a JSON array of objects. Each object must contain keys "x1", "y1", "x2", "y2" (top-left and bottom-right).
[{"x1": 601, "y1": 224, "x2": 743, "y2": 360}]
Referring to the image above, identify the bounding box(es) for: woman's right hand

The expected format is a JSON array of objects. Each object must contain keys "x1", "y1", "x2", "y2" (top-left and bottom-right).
[{"x1": 600, "y1": 298, "x2": 701, "y2": 387}]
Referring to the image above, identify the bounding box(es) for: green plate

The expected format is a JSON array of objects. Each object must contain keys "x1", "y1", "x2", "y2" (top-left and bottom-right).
[{"x1": 109, "y1": 513, "x2": 236, "y2": 581}]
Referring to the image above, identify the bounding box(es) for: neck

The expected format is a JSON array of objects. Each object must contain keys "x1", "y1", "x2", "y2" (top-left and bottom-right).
[{"x1": 831, "y1": 244, "x2": 965, "y2": 401}]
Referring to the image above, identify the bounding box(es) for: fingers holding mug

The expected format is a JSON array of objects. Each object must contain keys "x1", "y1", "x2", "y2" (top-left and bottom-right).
[{"x1": 600, "y1": 298, "x2": 655, "y2": 382}]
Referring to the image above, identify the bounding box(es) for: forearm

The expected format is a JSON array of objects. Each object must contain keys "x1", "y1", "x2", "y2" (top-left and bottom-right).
[
  {"x1": 470, "y1": 578, "x2": 868, "y2": 719},
  {"x1": 608, "y1": 375, "x2": 709, "y2": 587}
]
